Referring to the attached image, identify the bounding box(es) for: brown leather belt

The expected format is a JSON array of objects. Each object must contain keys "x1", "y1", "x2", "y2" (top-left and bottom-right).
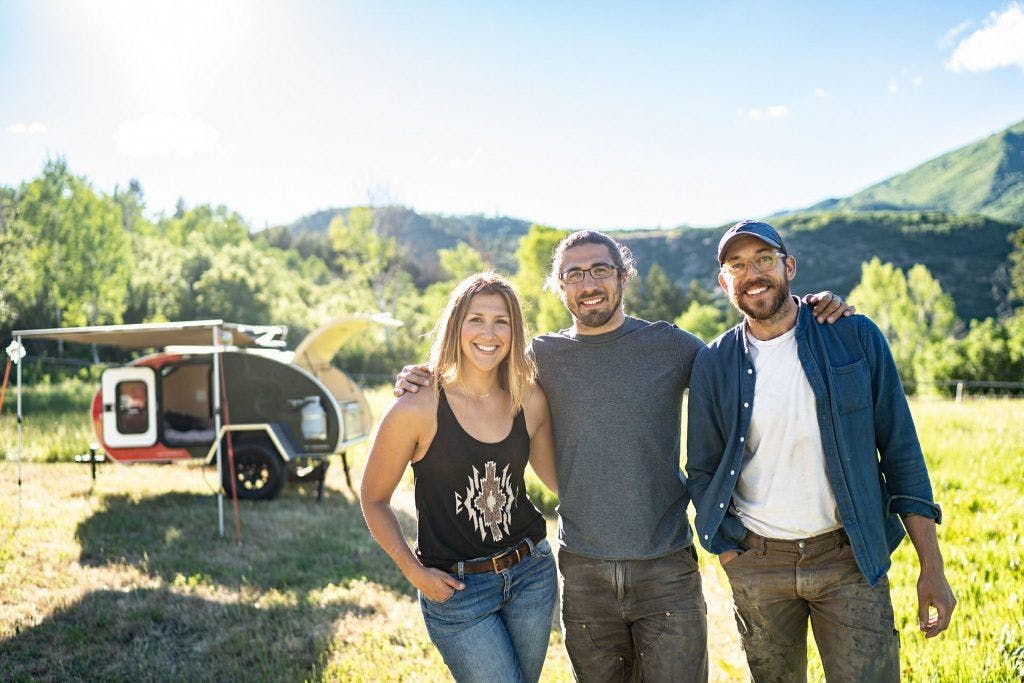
[
  {"x1": 744, "y1": 527, "x2": 848, "y2": 554},
  {"x1": 449, "y1": 539, "x2": 533, "y2": 574}
]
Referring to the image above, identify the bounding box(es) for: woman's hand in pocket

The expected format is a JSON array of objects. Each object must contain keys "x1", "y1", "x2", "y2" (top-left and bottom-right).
[{"x1": 412, "y1": 566, "x2": 465, "y2": 602}]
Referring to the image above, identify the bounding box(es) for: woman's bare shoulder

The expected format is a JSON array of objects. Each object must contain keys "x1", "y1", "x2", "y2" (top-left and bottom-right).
[{"x1": 386, "y1": 386, "x2": 439, "y2": 425}]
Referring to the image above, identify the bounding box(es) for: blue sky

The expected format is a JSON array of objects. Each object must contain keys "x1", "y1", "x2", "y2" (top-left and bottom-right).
[{"x1": 2, "y1": 1, "x2": 1024, "y2": 230}]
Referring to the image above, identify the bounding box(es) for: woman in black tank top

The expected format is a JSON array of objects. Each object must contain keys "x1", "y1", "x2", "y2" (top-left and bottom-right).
[{"x1": 361, "y1": 273, "x2": 558, "y2": 682}]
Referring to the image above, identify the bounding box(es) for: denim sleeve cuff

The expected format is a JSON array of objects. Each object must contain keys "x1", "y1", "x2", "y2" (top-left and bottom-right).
[
  {"x1": 697, "y1": 522, "x2": 744, "y2": 554},
  {"x1": 704, "y1": 536, "x2": 743, "y2": 555},
  {"x1": 888, "y1": 494, "x2": 942, "y2": 524},
  {"x1": 706, "y1": 514, "x2": 746, "y2": 553}
]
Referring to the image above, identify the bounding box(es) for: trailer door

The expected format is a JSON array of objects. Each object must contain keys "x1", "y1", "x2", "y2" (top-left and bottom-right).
[{"x1": 101, "y1": 367, "x2": 158, "y2": 448}]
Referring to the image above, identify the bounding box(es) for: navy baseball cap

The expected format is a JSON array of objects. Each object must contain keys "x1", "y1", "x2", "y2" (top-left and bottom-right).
[{"x1": 717, "y1": 220, "x2": 787, "y2": 263}]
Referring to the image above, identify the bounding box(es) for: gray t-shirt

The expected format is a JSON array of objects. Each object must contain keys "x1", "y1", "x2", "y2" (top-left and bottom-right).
[{"x1": 530, "y1": 316, "x2": 705, "y2": 559}]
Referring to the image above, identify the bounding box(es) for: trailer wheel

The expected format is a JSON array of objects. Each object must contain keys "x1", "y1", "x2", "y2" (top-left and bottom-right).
[{"x1": 222, "y1": 442, "x2": 285, "y2": 500}]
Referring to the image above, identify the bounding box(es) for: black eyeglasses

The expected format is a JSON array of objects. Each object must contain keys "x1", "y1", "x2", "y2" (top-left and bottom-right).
[{"x1": 559, "y1": 263, "x2": 620, "y2": 284}]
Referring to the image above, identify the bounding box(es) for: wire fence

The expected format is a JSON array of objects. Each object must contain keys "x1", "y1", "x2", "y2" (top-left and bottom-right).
[{"x1": 914, "y1": 380, "x2": 1024, "y2": 401}]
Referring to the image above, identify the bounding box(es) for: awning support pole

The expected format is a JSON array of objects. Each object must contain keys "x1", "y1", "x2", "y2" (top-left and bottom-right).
[
  {"x1": 212, "y1": 326, "x2": 224, "y2": 537},
  {"x1": 16, "y1": 336, "x2": 23, "y2": 526}
]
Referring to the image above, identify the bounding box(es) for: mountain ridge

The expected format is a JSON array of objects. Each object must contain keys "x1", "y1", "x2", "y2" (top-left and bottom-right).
[
  {"x1": 273, "y1": 119, "x2": 1024, "y2": 322},
  {"x1": 807, "y1": 119, "x2": 1024, "y2": 223}
]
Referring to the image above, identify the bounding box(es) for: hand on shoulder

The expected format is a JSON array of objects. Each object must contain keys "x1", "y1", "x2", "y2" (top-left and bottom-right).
[{"x1": 393, "y1": 362, "x2": 432, "y2": 397}]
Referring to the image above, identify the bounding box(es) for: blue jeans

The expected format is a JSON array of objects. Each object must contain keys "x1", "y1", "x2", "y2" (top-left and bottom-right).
[
  {"x1": 419, "y1": 538, "x2": 558, "y2": 683},
  {"x1": 559, "y1": 544, "x2": 708, "y2": 682}
]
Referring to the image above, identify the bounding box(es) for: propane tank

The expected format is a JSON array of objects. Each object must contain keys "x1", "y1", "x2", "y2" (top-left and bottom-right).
[{"x1": 300, "y1": 396, "x2": 327, "y2": 441}]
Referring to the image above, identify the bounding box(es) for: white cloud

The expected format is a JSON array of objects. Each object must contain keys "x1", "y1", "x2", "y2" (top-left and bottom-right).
[
  {"x1": 6, "y1": 121, "x2": 47, "y2": 135},
  {"x1": 814, "y1": 88, "x2": 830, "y2": 99},
  {"x1": 888, "y1": 78, "x2": 900, "y2": 94},
  {"x1": 940, "y1": 19, "x2": 973, "y2": 48},
  {"x1": 946, "y1": 2, "x2": 1024, "y2": 73},
  {"x1": 912, "y1": 75, "x2": 924, "y2": 87},
  {"x1": 114, "y1": 113, "x2": 220, "y2": 158},
  {"x1": 738, "y1": 105, "x2": 790, "y2": 121}
]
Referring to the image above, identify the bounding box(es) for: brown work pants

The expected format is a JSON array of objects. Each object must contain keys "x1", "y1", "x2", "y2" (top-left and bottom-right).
[
  {"x1": 559, "y1": 545, "x2": 708, "y2": 682},
  {"x1": 723, "y1": 529, "x2": 900, "y2": 683}
]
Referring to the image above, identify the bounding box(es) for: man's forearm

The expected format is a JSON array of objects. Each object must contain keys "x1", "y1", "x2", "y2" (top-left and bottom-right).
[
  {"x1": 903, "y1": 513, "x2": 943, "y2": 570},
  {"x1": 903, "y1": 512, "x2": 957, "y2": 637}
]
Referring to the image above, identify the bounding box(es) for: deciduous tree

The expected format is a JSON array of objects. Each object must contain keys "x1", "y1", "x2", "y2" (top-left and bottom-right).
[
  {"x1": 514, "y1": 224, "x2": 570, "y2": 335},
  {"x1": 850, "y1": 258, "x2": 958, "y2": 389},
  {"x1": 15, "y1": 158, "x2": 130, "y2": 330},
  {"x1": 626, "y1": 263, "x2": 686, "y2": 322}
]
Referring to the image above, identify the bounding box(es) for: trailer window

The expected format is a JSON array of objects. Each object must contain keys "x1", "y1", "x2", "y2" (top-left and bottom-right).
[{"x1": 116, "y1": 381, "x2": 150, "y2": 434}]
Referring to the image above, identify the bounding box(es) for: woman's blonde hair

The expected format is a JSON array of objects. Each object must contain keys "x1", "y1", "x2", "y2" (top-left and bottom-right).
[{"x1": 428, "y1": 272, "x2": 536, "y2": 416}]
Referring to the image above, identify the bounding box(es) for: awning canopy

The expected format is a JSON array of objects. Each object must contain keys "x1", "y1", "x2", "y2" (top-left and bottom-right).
[
  {"x1": 12, "y1": 320, "x2": 288, "y2": 350},
  {"x1": 293, "y1": 314, "x2": 401, "y2": 370}
]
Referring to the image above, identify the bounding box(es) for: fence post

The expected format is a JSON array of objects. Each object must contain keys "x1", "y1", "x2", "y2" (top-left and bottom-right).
[{"x1": 955, "y1": 381, "x2": 964, "y2": 404}]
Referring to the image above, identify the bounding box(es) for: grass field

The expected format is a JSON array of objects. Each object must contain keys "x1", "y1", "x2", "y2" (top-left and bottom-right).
[{"x1": 1, "y1": 384, "x2": 1022, "y2": 681}]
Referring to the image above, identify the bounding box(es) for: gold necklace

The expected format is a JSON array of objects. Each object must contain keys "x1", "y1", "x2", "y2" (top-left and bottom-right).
[{"x1": 452, "y1": 385, "x2": 497, "y2": 400}]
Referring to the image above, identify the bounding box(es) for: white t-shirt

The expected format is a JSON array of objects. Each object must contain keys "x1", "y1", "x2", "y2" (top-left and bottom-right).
[{"x1": 732, "y1": 326, "x2": 842, "y2": 539}]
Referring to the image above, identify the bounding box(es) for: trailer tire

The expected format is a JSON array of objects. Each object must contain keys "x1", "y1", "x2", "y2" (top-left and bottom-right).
[{"x1": 222, "y1": 442, "x2": 285, "y2": 501}]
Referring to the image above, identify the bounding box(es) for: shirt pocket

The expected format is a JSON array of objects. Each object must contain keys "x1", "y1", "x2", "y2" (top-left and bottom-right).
[{"x1": 829, "y1": 357, "x2": 871, "y2": 415}]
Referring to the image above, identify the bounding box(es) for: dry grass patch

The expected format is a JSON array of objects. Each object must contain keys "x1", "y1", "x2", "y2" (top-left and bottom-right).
[{"x1": 2, "y1": 389, "x2": 1021, "y2": 681}]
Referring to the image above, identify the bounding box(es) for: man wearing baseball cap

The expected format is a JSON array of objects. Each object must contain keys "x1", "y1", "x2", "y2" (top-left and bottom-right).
[
  {"x1": 394, "y1": 227, "x2": 857, "y2": 681},
  {"x1": 686, "y1": 219, "x2": 956, "y2": 681}
]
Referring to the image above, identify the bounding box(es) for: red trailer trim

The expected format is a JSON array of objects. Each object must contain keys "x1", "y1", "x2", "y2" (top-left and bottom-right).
[{"x1": 90, "y1": 353, "x2": 194, "y2": 463}]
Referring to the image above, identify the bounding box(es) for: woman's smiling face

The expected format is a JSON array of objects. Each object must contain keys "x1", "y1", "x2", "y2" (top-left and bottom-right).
[{"x1": 459, "y1": 292, "x2": 513, "y2": 373}]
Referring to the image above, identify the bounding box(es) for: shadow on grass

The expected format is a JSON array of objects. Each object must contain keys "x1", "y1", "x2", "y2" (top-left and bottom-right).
[
  {"x1": 0, "y1": 485, "x2": 429, "y2": 680},
  {"x1": 75, "y1": 486, "x2": 417, "y2": 597},
  {"x1": 0, "y1": 587, "x2": 361, "y2": 681}
]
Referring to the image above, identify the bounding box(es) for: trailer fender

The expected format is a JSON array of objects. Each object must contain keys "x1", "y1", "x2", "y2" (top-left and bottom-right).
[{"x1": 203, "y1": 423, "x2": 298, "y2": 465}]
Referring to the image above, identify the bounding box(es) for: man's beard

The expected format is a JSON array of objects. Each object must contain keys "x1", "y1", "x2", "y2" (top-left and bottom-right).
[
  {"x1": 571, "y1": 284, "x2": 622, "y2": 328},
  {"x1": 732, "y1": 276, "x2": 791, "y2": 322}
]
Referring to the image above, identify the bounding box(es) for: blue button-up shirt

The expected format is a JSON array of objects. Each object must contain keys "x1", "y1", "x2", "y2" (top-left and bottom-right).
[{"x1": 686, "y1": 300, "x2": 941, "y2": 585}]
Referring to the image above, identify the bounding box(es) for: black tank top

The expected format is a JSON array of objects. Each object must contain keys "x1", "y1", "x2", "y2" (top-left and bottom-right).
[{"x1": 412, "y1": 389, "x2": 546, "y2": 569}]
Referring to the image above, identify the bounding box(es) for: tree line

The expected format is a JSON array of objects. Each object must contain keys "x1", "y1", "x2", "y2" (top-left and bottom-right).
[{"x1": 2, "y1": 159, "x2": 1023, "y2": 393}]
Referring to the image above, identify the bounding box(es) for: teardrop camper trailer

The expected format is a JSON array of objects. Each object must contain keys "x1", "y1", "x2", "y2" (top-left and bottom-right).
[{"x1": 10, "y1": 317, "x2": 398, "y2": 501}]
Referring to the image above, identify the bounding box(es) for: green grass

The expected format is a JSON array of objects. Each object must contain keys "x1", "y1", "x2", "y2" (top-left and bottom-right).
[
  {"x1": 687, "y1": 396, "x2": 1024, "y2": 682},
  {"x1": 0, "y1": 378, "x2": 98, "y2": 462},
  {"x1": 883, "y1": 398, "x2": 1024, "y2": 682},
  {"x1": 1, "y1": 387, "x2": 1022, "y2": 681}
]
